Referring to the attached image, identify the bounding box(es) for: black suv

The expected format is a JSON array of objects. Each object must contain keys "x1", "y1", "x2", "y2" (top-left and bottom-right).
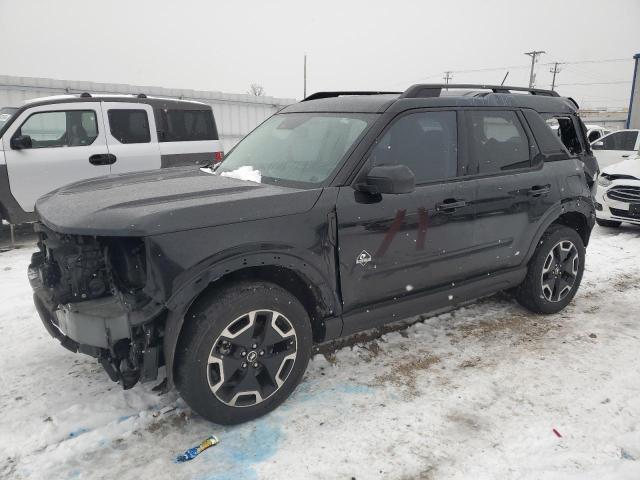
[{"x1": 29, "y1": 84, "x2": 596, "y2": 424}]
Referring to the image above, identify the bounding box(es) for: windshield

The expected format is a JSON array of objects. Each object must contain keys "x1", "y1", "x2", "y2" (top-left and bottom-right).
[
  {"x1": 217, "y1": 112, "x2": 373, "y2": 187},
  {"x1": 0, "y1": 107, "x2": 18, "y2": 132}
]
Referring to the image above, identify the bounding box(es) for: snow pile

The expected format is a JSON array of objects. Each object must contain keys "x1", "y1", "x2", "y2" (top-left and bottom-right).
[
  {"x1": 1, "y1": 226, "x2": 640, "y2": 479},
  {"x1": 220, "y1": 166, "x2": 261, "y2": 183}
]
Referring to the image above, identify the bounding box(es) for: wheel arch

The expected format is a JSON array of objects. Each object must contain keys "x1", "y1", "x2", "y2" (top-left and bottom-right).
[
  {"x1": 524, "y1": 201, "x2": 594, "y2": 264},
  {"x1": 162, "y1": 255, "x2": 341, "y2": 389}
]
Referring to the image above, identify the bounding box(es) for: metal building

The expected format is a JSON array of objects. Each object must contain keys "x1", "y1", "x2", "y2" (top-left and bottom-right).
[{"x1": 0, "y1": 75, "x2": 296, "y2": 151}]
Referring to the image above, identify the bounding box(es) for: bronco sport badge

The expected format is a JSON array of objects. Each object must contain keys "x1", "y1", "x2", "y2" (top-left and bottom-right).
[{"x1": 356, "y1": 250, "x2": 372, "y2": 266}]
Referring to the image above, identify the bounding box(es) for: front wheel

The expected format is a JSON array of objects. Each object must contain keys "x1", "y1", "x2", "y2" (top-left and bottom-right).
[
  {"x1": 175, "y1": 281, "x2": 312, "y2": 424},
  {"x1": 515, "y1": 224, "x2": 585, "y2": 314}
]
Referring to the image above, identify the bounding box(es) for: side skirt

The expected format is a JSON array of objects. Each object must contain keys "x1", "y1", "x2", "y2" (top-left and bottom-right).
[{"x1": 339, "y1": 266, "x2": 528, "y2": 337}]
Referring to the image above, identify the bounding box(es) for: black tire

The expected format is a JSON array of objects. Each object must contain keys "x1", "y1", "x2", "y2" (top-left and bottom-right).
[
  {"x1": 596, "y1": 218, "x2": 622, "y2": 228},
  {"x1": 515, "y1": 224, "x2": 585, "y2": 314},
  {"x1": 175, "y1": 281, "x2": 312, "y2": 424}
]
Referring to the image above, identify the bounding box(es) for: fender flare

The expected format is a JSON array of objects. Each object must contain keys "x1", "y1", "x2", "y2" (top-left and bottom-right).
[
  {"x1": 523, "y1": 198, "x2": 594, "y2": 264},
  {"x1": 161, "y1": 249, "x2": 340, "y2": 388}
]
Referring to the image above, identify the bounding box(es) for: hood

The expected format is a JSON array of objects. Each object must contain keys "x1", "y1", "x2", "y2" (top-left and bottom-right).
[
  {"x1": 36, "y1": 167, "x2": 322, "y2": 236},
  {"x1": 602, "y1": 158, "x2": 640, "y2": 179}
]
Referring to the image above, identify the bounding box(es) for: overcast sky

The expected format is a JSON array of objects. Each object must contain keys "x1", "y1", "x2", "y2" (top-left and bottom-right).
[{"x1": 0, "y1": 0, "x2": 638, "y2": 109}]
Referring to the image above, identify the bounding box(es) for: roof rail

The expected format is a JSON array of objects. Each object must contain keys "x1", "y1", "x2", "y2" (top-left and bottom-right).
[
  {"x1": 400, "y1": 84, "x2": 560, "y2": 99},
  {"x1": 302, "y1": 91, "x2": 401, "y2": 102}
]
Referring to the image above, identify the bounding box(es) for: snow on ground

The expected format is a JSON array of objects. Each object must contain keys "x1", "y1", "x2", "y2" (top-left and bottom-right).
[{"x1": 1, "y1": 225, "x2": 640, "y2": 480}]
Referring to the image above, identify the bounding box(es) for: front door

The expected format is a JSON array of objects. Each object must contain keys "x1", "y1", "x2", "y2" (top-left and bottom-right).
[
  {"x1": 101, "y1": 102, "x2": 160, "y2": 174},
  {"x1": 592, "y1": 130, "x2": 639, "y2": 169},
  {"x1": 336, "y1": 109, "x2": 476, "y2": 314},
  {"x1": 3, "y1": 103, "x2": 110, "y2": 212}
]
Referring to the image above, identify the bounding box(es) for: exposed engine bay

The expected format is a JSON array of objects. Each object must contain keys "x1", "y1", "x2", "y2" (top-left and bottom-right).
[{"x1": 29, "y1": 223, "x2": 164, "y2": 389}]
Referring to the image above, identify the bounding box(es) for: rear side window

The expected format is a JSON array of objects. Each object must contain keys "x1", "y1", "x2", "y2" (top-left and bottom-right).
[
  {"x1": 370, "y1": 111, "x2": 458, "y2": 184},
  {"x1": 467, "y1": 111, "x2": 530, "y2": 173},
  {"x1": 17, "y1": 110, "x2": 98, "y2": 148},
  {"x1": 108, "y1": 109, "x2": 150, "y2": 144},
  {"x1": 594, "y1": 131, "x2": 638, "y2": 151},
  {"x1": 158, "y1": 109, "x2": 217, "y2": 142}
]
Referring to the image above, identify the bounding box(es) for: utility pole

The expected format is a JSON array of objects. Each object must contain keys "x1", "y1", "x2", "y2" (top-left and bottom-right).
[
  {"x1": 524, "y1": 50, "x2": 545, "y2": 88},
  {"x1": 303, "y1": 54, "x2": 307, "y2": 98},
  {"x1": 443, "y1": 71, "x2": 453, "y2": 88},
  {"x1": 549, "y1": 62, "x2": 562, "y2": 91}
]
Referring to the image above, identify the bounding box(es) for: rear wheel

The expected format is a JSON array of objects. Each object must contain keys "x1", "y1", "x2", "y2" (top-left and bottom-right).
[
  {"x1": 516, "y1": 224, "x2": 585, "y2": 314},
  {"x1": 596, "y1": 218, "x2": 621, "y2": 228},
  {"x1": 175, "y1": 281, "x2": 312, "y2": 424}
]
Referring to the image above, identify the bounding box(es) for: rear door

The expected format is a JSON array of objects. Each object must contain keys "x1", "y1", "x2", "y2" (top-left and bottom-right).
[
  {"x1": 336, "y1": 109, "x2": 477, "y2": 313},
  {"x1": 591, "y1": 130, "x2": 639, "y2": 169},
  {"x1": 464, "y1": 109, "x2": 553, "y2": 273},
  {"x1": 102, "y1": 102, "x2": 161, "y2": 174},
  {"x1": 2, "y1": 102, "x2": 110, "y2": 212}
]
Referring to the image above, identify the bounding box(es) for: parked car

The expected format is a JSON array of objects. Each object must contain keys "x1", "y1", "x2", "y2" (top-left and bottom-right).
[
  {"x1": 585, "y1": 124, "x2": 611, "y2": 143},
  {"x1": 29, "y1": 84, "x2": 595, "y2": 425},
  {"x1": 595, "y1": 159, "x2": 640, "y2": 227},
  {"x1": 591, "y1": 129, "x2": 640, "y2": 169},
  {"x1": 0, "y1": 93, "x2": 223, "y2": 224},
  {"x1": 549, "y1": 122, "x2": 610, "y2": 144},
  {"x1": 0, "y1": 107, "x2": 18, "y2": 130}
]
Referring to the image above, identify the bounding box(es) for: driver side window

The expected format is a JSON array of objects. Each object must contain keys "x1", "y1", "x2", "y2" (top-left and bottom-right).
[
  {"x1": 16, "y1": 110, "x2": 98, "y2": 148},
  {"x1": 370, "y1": 110, "x2": 458, "y2": 184}
]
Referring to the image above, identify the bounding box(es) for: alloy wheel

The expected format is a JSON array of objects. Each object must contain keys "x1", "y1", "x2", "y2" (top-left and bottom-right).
[
  {"x1": 540, "y1": 240, "x2": 579, "y2": 302},
  {"x1": 207, "y1": 310, "x2": 297, "y2": 407}
]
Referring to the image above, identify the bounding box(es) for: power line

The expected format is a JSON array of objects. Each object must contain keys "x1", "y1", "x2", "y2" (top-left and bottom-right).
[
  {"x1": 556, "y1": 80, "x2": 632, "y2": 86},
  {"x1": 542, "y1": 58, "x2": 631, "y2": 66},
  {"x1": 383, "y1": 57, "x2": 634, "y2": 90}
]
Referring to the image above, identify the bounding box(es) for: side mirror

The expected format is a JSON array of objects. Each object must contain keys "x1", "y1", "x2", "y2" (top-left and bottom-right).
[
  {"x1": 11, "y1": 134, "x2": 33, "y2": 150},
  {"x1": 591, "y1": 140, "x2": 604, "y2": 149},
  {"x1": 358, "y1": 165, "x2": 415, "y2": 195}
]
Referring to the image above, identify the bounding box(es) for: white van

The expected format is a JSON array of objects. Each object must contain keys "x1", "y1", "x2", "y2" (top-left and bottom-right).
[{"x1": 0, "y1": 93, "x2": 223, "y2": 224}]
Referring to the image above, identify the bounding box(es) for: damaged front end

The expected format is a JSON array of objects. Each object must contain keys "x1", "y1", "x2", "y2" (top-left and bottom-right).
[{"x1": 28, "y1": 223, "x2": 165, "y2": 389}]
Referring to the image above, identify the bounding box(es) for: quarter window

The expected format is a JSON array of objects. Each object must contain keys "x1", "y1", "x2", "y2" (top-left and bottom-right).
[
  {"x1": 17, "y1": 110, "x2": 98, "y2": 148},
  {"x1": 543, "y1": 116, "x2": 583, "y2": 155},
  {"x1": 108, "y1": 109, "x2": 151, "y2": 144},
  {"x1": 158, "y1": 109, "x2": 217, "y2": 142},
  {"x1": 370, "y1": 111, "x2": 458, "y2": 184},
  {"x1": 467, "y1": 111, "x2": 530, "y2": 173}
]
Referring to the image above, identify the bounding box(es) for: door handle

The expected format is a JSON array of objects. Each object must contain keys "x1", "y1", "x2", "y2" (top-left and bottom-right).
[
  {"x1": 622, "y1": 154, "x2": 630, "y2": 158},
  {"x1": 527, "y1": 184, "x2": 551, "y2": 197},
  {"x1": 436, "y1": 198, "x2": 467, "y2": 212},
  {"x1": 89, "y1": 153, "x2": 117, "y2": 166}
]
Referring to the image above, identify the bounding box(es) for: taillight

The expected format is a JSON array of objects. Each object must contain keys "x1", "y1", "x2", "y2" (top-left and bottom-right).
[{"x1": 214, "y1": 151, "x2": 224, "y2": 162}]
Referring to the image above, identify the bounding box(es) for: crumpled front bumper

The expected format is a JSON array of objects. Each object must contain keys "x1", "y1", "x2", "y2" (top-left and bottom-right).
[{"x1": 28, "y1": 260, "x2": 131, "y2": 356}]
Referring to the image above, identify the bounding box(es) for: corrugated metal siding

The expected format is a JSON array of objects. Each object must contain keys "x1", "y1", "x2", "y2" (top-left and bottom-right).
[{"x1": 0, "y1": 75, "x2": 295, "y2": 151}]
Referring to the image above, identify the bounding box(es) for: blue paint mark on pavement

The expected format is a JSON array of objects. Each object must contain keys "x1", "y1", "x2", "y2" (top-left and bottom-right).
[
  {"x1": 195, "y1": 421, "x2": 282, "y2": 480},
  {"x1": 68, "y1": 427, "x2": 89, "y2": 439}
]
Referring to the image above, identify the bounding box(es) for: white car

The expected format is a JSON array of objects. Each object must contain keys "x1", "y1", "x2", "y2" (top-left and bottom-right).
[
  {"x1": 0, "y1": 93, "x2": 223, "y2": 224},
  {"x1": 595, "y1": 159, "x2": 640, "y2": 227},
  {"x1": 591, "y1": 129, "x2": 640, "y2": 169},
  {"x1": 584, "y1": 124, "x2": 611, "y2": 143}
]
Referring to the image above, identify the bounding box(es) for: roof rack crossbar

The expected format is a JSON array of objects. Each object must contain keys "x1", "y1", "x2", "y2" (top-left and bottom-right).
[
  {"x1": 400, "y1": 84, "x2": 560, "y2": 99},
  {"x1": 302, "y1": 91, "x2": 401, "y2": 102}
]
